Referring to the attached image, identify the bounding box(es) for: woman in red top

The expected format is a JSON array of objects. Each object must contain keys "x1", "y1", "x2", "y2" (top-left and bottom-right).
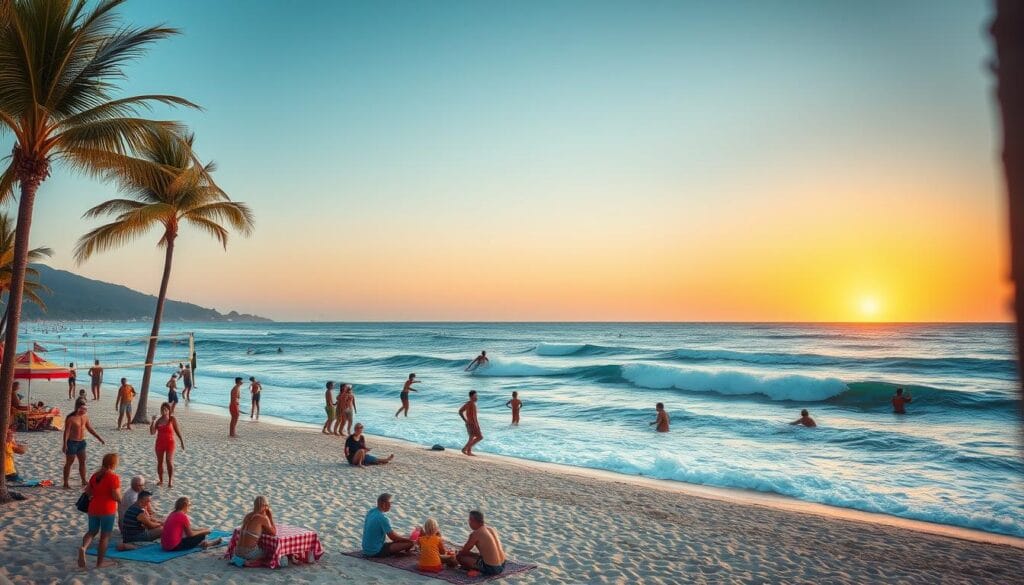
[
  {"x1": 77, "y1": 453, "x2": 122, "y2": 569},
  {"x1": 150, "y1": 402, "x2": 185, "y2": 488}
]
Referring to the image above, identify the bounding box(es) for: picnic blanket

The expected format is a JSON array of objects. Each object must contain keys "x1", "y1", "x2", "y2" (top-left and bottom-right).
[
  {"x1": 9, "y1": 478, "x2": 51, "y2": 487},
  {"x1": 86, "y1": 530, "x2": 232, "y2": 564},
  {"x1": 342, "y1": 546, "x2": 536, "y2": 584}
]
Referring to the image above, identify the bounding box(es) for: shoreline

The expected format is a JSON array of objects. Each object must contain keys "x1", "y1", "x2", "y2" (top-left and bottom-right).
[{"x1": 185, "y1": 399, "x2": 1024, "y2": 550}]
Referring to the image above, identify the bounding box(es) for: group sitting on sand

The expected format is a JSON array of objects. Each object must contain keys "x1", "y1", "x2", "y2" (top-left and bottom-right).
[{"x1": 362, "y1": 493, "x2": 507, "y2": 577}]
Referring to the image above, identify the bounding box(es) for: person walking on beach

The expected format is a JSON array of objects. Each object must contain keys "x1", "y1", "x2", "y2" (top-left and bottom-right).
[
  {"x1": 151, "y1": 403, "x2": 184, "y2": 488},
  {"x1": 88, "y1": 360, "x2": 103, "y2": 401},
  {"x1": 77, "y1": 453, "x2": 122, "y2": 570},
  {"x1": 395, "y1": 373, "x2": 419, "y2": 418},
  {"x1": 649, "y1": 402, "x2": 670, "y2": 432},
  {"x1": 465, "y1": 351, "x2": 489, "y2": 372},
  {"x1": 182, "y1": 365, "x2": 194, "y2": 401},
  {"x1": 338, "y1": 384, "x2": 357, "y2": 436},
  {"x1": 322, "y1": 381, "x2": 336, "y2": 434},
  {"x1": 505, "y1": 391, "x2": 522, "y2": 426},
  {"x1": 229, "y1": 378, "x2": 242, "y2": 438},
  {"x1": 63, "y1": 402, "x2": 105, "y2": 489},
  {"x1": 165, "y1": 373, "x2": 179, "y2": 415},
  {"x1": 68, "y1": 362, "x2": 77, "y2": 400},
  {"x1": 790, "y1": 409, "x2": 817, "y2": 428},
  {"x1": 362, "y1": 493, "x2": 414, "y2": 557},
  {"x1": 249, "y1": 377, "x2": 262, "y2": 420},
  {"x1": 114, "y1": 378, "x2": 136, "y2": 431},
  {"x1": 456, "y1": 510, "x2": 507, "y2": 577},
  {"x1": 892, "y1": 387, "x2": 912, "y2": 414},
  {"x1": 459, "y1": 390, "x2": 483, "y2": 456}
]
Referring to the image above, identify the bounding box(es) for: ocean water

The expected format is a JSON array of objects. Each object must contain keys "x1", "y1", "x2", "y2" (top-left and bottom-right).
[{"x1": 28, "y1": 322, "x2": 1024, "y2": 537}]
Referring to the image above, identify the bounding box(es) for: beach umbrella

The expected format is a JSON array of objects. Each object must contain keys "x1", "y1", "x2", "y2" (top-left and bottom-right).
[{"x1": 14, "y1": 350, "x2": 70, "y2": 405}]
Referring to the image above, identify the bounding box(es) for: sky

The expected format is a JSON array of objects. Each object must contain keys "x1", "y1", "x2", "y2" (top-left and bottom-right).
[{"x1": 7, "y1": 0, "x2": 1011, "y2": 322}]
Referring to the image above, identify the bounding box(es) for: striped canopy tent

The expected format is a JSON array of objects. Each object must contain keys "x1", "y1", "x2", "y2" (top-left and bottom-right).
[{"x1": 14, "y1": 350, "x2": 70, "y2": 405}]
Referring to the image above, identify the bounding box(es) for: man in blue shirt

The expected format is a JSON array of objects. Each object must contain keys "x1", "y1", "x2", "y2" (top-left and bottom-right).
[{"x1": 362, "y1": 493, "x2": 414, "y2": 557}]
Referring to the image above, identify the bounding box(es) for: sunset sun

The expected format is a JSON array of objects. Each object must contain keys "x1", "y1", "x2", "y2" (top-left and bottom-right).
[{"x1": 859, "y1": 296, "x2": 881, "y2": 320}]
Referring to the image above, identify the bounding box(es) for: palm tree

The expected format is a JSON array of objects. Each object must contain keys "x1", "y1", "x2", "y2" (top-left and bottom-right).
[
  {"x1": 0, "y1": 0, "x2": 195, "y2": 502},
  {"x1": 0, "y1": 212, "x2": 54, "y2": 334},
  {"x1": 992, "y1": 1, "x2": 1024, "y2": 418},
  {"x1": 75, "y1": 129, "x2": 254, "y2": 423}
]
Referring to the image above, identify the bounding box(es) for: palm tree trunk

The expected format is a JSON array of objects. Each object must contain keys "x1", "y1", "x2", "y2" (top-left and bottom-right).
[
  {"x1": 0, "y1": 181, "x2": 40, "y2": 504},
  {"x1": 992, "y1": 0, "x2": 1024, "y2": 420},
  {"x1": 133, "y1": 235, "x2": 176, "y2": 424}
]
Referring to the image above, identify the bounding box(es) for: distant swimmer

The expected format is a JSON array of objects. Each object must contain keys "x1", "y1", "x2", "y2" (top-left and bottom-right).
[
  {"x1": 246, "y1": 348, "x2": 255, "y2": 355},
  {"x1": 277, "y1": 347, "x2": 283, "y2": 354},
  {"x1": 459, "y1": 390, "x2": 483, "y2": 456},
  {"x1": 649, "y1": 402, "x2": 670, "y2": 432},
  {"x1": 395, "y1": 374, "x2": 419, "y2": 418},
  {"x1": 465, "y1": 351, "x2": 489, "y2": 372},
  {"x1": 790, "y1": 409, "x2": 816, "y2": 428},
  {"x1": 505, "y1": 391, "x2": 522, "y2": 426},
  {"x1": 892, "y1": 387, "x2": 912, "y2": 415}
]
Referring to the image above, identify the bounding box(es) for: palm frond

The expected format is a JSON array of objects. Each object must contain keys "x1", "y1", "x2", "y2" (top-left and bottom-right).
[
  {"x1": 182, "y1": 215, "x2": 230, "y2": 249},
  {"x1": 74, "y1": 203, "x2": 171, "y2": 263}
]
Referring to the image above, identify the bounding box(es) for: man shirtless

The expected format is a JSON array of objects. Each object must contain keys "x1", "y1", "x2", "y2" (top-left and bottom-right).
[
  {"x1": 88, "y1": 360, "x2": 103, "y2": 401},
  {"x1": 505, "y1": 391, "x2": 522, "y2": 426},
  {"x1": 249, "y1": 377, "x2": 262, "y2": 420},
  {"x1": 62, "y1": 402, "x2": 105, "y2": 488},
  {"x1": 229, "y1": 378, "x2": 242, "y2": 438},
  {"x1": 457, "y1": 510, "x2": 506, "y2": 576},
  {"x1": 459, "y1": 391, "x2": 483, "y2": 456},
  {"x1": 465, "y1": 351, "x2": 489, "y2": 372},
  {"x1": 790, "y1": 409, "x2": 817, "y2": 428},
  {"x1": 68, "y1": 362, "x2": 77, "y2": 399},
  {"x1": 322, "y1": 381, "x2": 336, "y2": 434},
  {"x1": 115, "y1": 378, "x2": 136, "y2": 430},
  {"x1": 181, "y1": 365, "x2": 194, "y2": 401},
  {"x1": 649, "y1": 402, "x2": 670, "y2": 432},
  {"x1": 337, "y1": 384, "x2": 356, "y2": 436},
  {"x1": 892, "y1": 387, "x2": 912, "y2": 415}
]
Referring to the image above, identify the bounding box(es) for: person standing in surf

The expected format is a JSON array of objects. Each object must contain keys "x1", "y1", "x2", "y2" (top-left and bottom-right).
[
  {"x1": 88, "y1": 360, "x2": 104, "y2": 401},
  {"x1": 182, "y1": 365, "x2": 194, "y2": 402},
  {"x1": 459, "y1": 391, "x2": 483, "y2": 456},
  {"x1": 395, "y1": 374, "x2": 419, "y2": 418},
  {"x1": 322, "y1": 381, "x2": 336, "y2": 434},
  {"x1": 790, "y1": 409, "x2": 817, "y2": 428},
  {"x1": 249, "y1": 377, "x2": 262, "y2": 420},
  {"x1": 649, "y1": 403, "x2": 670, "y2": 432},
  {"x1": 505, "y1": 391, "x2": 522, "y2": 426},
  {"x1": 892, "y1": 387, "x2": 912, "y2": 414},
  {"x1": 465, "y1": 351, "x2": 489, "y2": 372},
  {"x1": 229, "y1": 378, "x2": 242, "y2": 438},
  {"x1": 338, "y1": 384, "x2": 357, "y2": 436}
]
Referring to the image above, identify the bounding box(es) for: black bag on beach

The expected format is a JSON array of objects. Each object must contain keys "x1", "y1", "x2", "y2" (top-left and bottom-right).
[{"x1": 75, "y1": 492, "x2": 90, "y2": 513}]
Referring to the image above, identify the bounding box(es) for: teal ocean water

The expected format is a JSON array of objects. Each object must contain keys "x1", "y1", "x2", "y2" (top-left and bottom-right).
[{"x1": 29, "y1": 322, "x2": 1024, "y2": 537}]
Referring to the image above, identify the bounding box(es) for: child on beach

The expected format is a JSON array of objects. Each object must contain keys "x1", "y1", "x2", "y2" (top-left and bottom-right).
[{"x1": 417, "y1": 518, "x2": 455, "y2": 573}]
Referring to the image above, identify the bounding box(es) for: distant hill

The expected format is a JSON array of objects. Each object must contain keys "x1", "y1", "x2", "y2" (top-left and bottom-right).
[{"x1": 15, "y1": 264, "x2": 270, "y2": 322}]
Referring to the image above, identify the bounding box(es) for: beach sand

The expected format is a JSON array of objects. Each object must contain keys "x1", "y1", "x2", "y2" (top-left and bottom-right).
[{"x1": 2, "y1": 381, "x2": 1023, "y2": 584}]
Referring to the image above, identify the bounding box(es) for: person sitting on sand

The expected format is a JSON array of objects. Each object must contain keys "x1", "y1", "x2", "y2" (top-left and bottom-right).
[
  {"x1": 892, "y1": 387, "x2": 912, "y2": 415},
  {"x1": 465, "y1": 351, "x2": 489, "y2": 372},
  {"x1": 119, "y1": 476, "x2": 146, "y2": 523},
  {"x1": 115, "y1": 378, "x2": 135, "y2": 431},
  {"x1": 362, "y1": 493, "x2": 414, "y2": 557},
  {"x1": 231, "y1": 495, "x2": 276, "y2": 567},
  {"x1": 790, "y1": 409, "x2": 817, "y2": 428},
  {"x1": 456, "y1": 510, "x2": 506, "y2": 577},
  {"x1": 345, "y1": 424, "x2": 394, "y2": 467},
  {"x1": 78, "y1": 453, "x2": 122, "y2": 570},
  {"x1": 166, "y1": 374, "x2": 179, "y2": 414},
  {"x1": 9, "y1": 382, "x2": 28, "y2": 414},
  {"x1": 505, "y1": 391, "x2": 523, "y2": 426},
  {"x1": 322, "y1": 381, "x2": 336, "y2": 434},
  {"x1": 418, "y1": 517, "x2": 457, "y2": 573},
  {"x1": 649, "y1": 402, "x2": 670, "y2": 432},
  {"x1": 63, "y1": 401, "x2": 106, "y2": 489},
  {"x1": 459, "y1": 391, "x2": 484, "y2": 456},
  {"x1": 118, "y1": 490, "x2": 164, "y2": 550},
  {"x1": 395, "y1": 373, "x2": 418, "y2": 418},
  {"x1": 249, "y1": 377, "x2": 262, "y2": 420},
  {"x1": 161, "y1": 497, "x2": 223, "y2": 552}
]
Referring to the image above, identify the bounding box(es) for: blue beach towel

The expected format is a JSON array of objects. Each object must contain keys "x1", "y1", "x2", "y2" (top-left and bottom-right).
[
  {"x1": 10, "y1": 479, "x2": 42, "y2": 487},
  {"x1": 86, "y1": 530, "x2": 232, "y2": 563}
]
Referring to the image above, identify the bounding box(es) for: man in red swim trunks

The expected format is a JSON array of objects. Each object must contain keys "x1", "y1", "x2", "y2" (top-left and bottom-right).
[
  {"x1": 892, "y1": 387, "x2": 912, "y2": 414},
  {"x1": 229, "y1": 378, "x2": 242, "y2": 437}
]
